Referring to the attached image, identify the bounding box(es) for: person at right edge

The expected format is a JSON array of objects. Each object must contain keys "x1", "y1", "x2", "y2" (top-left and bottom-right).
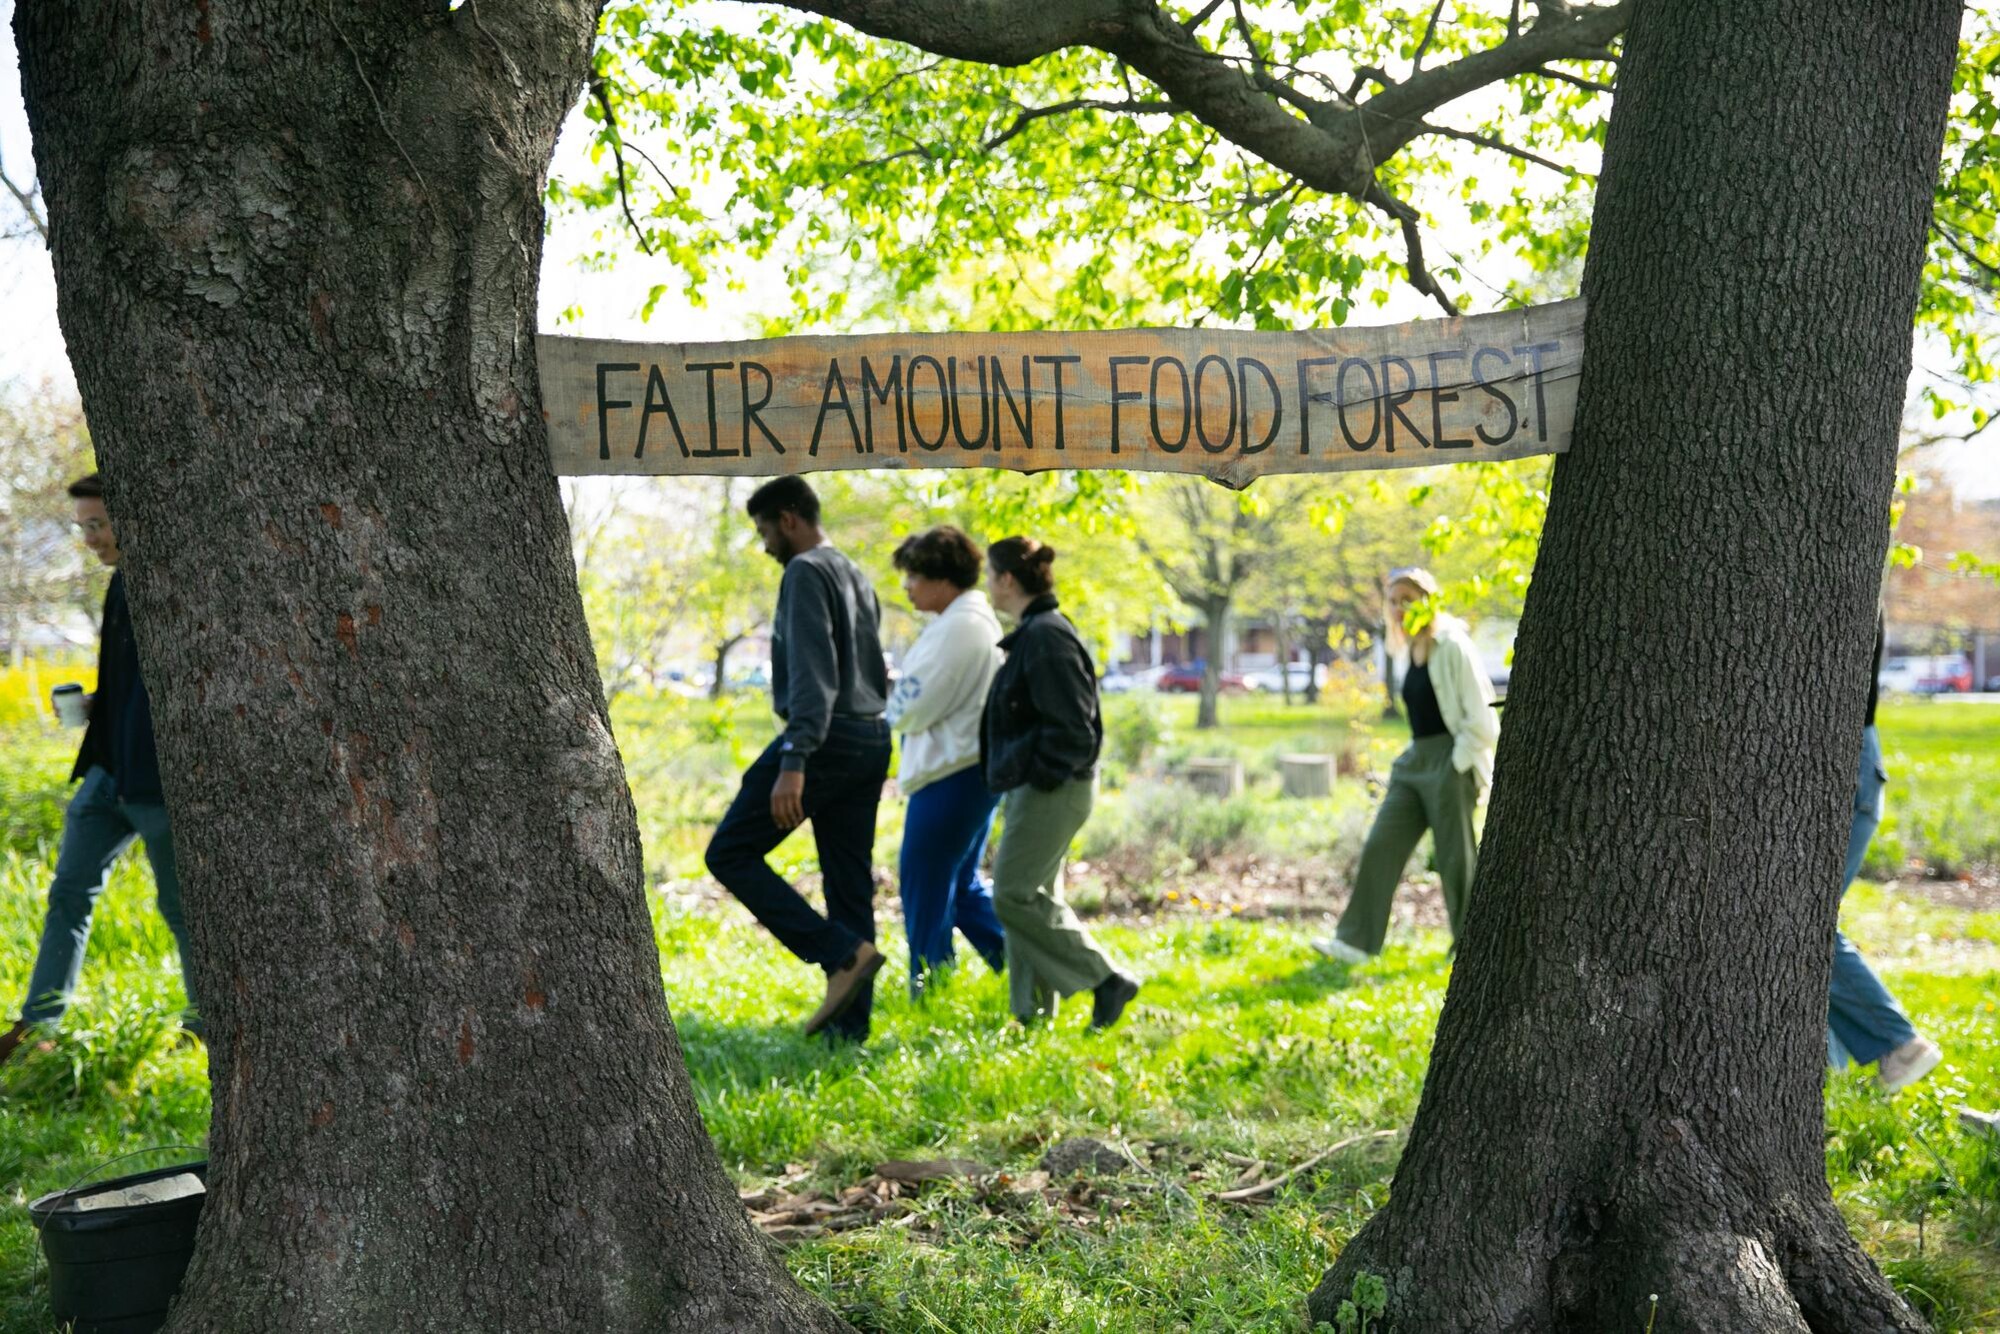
[
  {"x1": 1826, "y1": 615, "x2": 1941, "y2": 1093},
  {"x1": 1314, "y1": 566, "x2": 1498, "y2": 964},
  {"x1": 981, "y1": 537, "x2": 1140, "y2": 1029}
]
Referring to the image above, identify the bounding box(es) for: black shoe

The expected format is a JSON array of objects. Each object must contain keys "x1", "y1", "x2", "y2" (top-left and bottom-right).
[{"x1": 1090, "y1": 973, "x2": 1141, "y2": 1031}]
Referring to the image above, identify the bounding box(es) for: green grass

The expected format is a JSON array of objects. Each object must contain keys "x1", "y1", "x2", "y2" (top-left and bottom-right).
[{"x1": 0, "y1": 695, "x2": 1996, "y2": 1331}]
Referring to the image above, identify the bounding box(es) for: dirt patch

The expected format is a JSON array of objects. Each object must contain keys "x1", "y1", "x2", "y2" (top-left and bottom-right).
[
  {"x1": 658, "y1": 860, "x2": 1997, "y2": 933},
  {"x1": 1884, "y1": 870, "x2": 2000, "y2": 914}
]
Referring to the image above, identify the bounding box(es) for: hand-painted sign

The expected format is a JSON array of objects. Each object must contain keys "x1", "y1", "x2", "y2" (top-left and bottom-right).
[{"x1": 538, "y1": 299, "x2": 1582, "y2": 487}]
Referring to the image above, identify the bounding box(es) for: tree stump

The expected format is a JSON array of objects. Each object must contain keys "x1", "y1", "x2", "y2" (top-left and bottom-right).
[
  {"x1": 1178, "y1": 757, "x2": 1243, "y2": 798},
  {"x1": 1279, "y1": 754, "x2": 1335, "y2": 798}
]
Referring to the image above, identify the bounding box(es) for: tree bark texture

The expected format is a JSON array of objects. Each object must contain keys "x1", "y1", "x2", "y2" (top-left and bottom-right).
[
  {"x1": 14, "y1": 3, "x2": 848, "y2": 1330},
  {"x1": 1197, "y1": 595, "x2": 1227, "y2": 729},
  {"x1": 1313, "y1": 2, "x2": 1961, "y2": 1331}
]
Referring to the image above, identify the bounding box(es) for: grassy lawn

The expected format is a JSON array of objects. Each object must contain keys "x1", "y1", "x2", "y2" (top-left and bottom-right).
[{"x1": 0, "y1": 681, "x2": 1995, "y2": 1331}]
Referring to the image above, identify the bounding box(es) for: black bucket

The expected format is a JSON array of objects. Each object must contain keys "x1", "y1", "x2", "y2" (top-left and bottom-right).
[{"x1": 29, "y1": 1161, "x2": 207, "y2": 1334}]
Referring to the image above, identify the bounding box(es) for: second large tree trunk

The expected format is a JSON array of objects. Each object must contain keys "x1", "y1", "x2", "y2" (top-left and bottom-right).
[
  {"x1": 16, "y1": 3, "x2": 847, "y2": 1329},
  {"x1": 1312, "y1": 2, "x2": 1961, "y2": 1331}
]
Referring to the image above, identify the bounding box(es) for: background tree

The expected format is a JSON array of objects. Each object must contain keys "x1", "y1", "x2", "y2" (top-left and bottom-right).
[{"x1": 1134, "y1": 477, "x2": 1300, "y2": 727}]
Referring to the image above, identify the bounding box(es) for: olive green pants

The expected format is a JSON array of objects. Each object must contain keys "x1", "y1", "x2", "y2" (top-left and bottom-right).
[
  {"x1": 992, "y1": 779, "x2": 1116, "y2": 1019},
  {"x1": 1334, "y1": 734, "x2": 1479, "y2": 955}
]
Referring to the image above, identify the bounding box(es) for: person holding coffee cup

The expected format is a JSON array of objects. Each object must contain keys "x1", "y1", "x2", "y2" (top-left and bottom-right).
[{"x1": 0, "y1": 473, "x2": 200, "y2": 1068}]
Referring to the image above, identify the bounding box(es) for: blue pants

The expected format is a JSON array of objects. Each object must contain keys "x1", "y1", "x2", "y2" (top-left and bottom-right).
[
  {"x1": 705, "y1": 717, "x2": 891, "y2": 1040},
  {"x1": 1827, "y1": 726, "x2": 1918, "y2": 1067},
  {"x1": 21, "y1": 765, "x2": 197, "y2": 1030},
  {"x1": 898, "y1": 764, "x2": 1006, "y2": 993}
]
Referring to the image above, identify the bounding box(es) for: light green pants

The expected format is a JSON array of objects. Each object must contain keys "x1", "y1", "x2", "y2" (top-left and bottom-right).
[
  {"x1": 1334, "y1": 734, "x2": 1479, "y2": 955},
  {"x1": 992, "y1": 779, "x2": 1116, "y2": 1019}
]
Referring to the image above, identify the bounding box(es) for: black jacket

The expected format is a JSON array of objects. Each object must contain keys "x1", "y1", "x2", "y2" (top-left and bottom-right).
[
  {"x1": 72, "y1": 571, "x2": 164, "y2": 802},
  {"x1": 981, "y1": 594, "x2": 1102, "y2": 794}
]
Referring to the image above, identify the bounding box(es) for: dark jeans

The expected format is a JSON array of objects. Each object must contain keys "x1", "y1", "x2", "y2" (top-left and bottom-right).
[
  {"x1": 22, "y1": 765, "x2": 198, "y2": 1031},
  {"x1": 705, "y1": 716, "x2": 891, "y2": 1038},
  {"x1": 898, "y1": 763, "x2": 1006, "y2": 992}
]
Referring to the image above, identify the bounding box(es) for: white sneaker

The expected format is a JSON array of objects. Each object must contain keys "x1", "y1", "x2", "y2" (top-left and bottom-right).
[
  {"x1": 1310, "y1": 936, "x2": 1372, "y2": 965},
  {"x1": 1958, "y1": 1106, "x2": 1999, "y2": 1139},
  {"x1": 1876, "y1": 1036, "x2": 1943, "y2": 1093}
]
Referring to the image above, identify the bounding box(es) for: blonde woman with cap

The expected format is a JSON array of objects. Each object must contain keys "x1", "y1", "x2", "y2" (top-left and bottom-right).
[{"x1": 1314, "y1": 567, "x2": 1499, "y2": 963}]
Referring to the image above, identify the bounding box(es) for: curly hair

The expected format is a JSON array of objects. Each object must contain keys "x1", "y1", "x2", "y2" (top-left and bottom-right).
[{"x1": 892, "y1": 526, "x2": 984, "y2": 589}]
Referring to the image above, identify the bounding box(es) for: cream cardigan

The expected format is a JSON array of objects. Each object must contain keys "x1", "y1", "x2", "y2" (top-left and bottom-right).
[{"x1": 1418, "y1": 616, "x2": 1500, "y2": 794}]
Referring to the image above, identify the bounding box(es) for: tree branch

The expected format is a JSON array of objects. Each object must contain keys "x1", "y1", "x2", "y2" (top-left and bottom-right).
[
  {"x1": 0, "y1": 156, "x2": 47, "y2": 242},
  {"x1": 986, "y1": 97, "x2": 1180, "y2": 151},
  {"x1": 1410, "y1": 1, "x2": 1448, "y2": 74},
  {"x1": 1420, "y1": 123, "x2": 1588, "y2": 178},
  {"x1": 1934, "y1": 220, "x2": 2000, "y2": 284},
  {"x1": 592, "y1": 78, "x2": 657, "y2": 256},
  {"x1": 1529, "y1": 63, "x2": 1615, "y2": 94},
  {"x1": 1358, "y1": 2, "x2": 1628, "y2": 159},
  {"x1": 1363, "y1": 182, "x2": 1458, "y2": 315},
  {"x1": 743, "y1": 0, "x2": 1629, "y2": 304}
]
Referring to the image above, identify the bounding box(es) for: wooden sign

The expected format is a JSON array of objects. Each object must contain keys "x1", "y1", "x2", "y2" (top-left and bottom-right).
[{"x1": 538, "y1": 299, "x2": 1582, "y2": 488}]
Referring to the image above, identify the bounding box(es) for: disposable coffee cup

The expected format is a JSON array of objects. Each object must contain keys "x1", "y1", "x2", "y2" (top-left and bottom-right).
[{"x1": 51, "y1": 684, "x2": 87, "y2": 728}]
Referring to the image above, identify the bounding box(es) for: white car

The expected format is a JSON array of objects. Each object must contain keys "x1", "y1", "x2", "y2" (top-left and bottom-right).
[{"x1": 1244, "y1": 663, "x2": 1317, "y2": 694}]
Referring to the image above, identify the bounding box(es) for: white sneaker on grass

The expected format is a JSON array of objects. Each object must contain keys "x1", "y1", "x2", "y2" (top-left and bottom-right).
[
  {"x1": 1958, "y1": 1106, "x2": 1999, "y2": 1139},
  {"x1": 1310, "y1": 936, "x2": 1371, "y2": 966},
  {"x1": 1876, "y1": 1035, "x2": 1942, "y2": 1093}
]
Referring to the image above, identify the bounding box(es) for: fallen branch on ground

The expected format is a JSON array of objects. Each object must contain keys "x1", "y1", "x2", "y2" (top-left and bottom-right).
[{"x1": 1213, "y1": 1129, "x2": 1401, "y2": 1202}]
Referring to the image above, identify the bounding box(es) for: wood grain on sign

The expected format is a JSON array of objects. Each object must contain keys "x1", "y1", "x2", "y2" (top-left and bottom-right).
[{"x1": 538, "y1": 299, "x2": 1582, "y2": 487}]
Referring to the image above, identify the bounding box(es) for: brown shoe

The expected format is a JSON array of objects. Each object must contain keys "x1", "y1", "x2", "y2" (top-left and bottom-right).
[
  {"x1": 804, "y1": 942, "x2": 885, "y2": 1037},
  {"x1": 0, "y1": 1020, "x2": 54, "y2": 1067}
]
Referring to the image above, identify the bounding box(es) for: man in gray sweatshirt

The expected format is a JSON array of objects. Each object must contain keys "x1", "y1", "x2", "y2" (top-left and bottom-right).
[{"x1": 704, "y1": 476, "x2": 891, "y2": 1041}]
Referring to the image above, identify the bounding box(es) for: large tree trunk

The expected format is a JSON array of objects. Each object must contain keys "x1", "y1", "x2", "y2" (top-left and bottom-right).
[
  {"x1": 1312, "y1": 3, "x2": 1960, "y2": 1331},
  {"x1": 15, "y1": 4, "x2": 846, "y2": 1330}
]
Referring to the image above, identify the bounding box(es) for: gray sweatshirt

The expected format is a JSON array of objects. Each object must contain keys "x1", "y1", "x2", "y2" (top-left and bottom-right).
[{"x1": 771, "y1": 544, "x2": 888, "y2": 771}]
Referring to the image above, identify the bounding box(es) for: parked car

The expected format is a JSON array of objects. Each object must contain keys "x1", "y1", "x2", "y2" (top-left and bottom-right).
[
  {"x1": 1156, "y1": 662, "x2": 1248, "y2": 694},
  {"x1": 1243, "y1": 663, "x2": 1316, "y2": 694},
  {"x1": 1881, "y1": 654, "x2": 1973, "y2": 694}
]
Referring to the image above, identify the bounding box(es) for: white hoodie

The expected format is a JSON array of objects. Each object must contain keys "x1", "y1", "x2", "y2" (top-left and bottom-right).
[{"x1": 886, "y1": 589, "x2": 1003, "y2": 793}]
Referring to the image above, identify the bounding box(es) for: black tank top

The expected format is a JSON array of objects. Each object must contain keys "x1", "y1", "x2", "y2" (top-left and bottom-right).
[{"x1": 1403, "y1": 660, "x2": 1449, "y2": 739}]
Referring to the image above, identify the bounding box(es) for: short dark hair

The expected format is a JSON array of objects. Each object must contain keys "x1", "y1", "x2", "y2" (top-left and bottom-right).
[
  {"x1": 746, "y1": 475, "x2": 820, "y2": 525},
  {"x1": 893, "y1": 526, "x2": 983, "y2": 589},
  {"x1": 67, "y1": 473, "x2": 104, "y2": 500},
  {"x1": 987, "y1": 536, "x2": 1057, "y2": 597}
]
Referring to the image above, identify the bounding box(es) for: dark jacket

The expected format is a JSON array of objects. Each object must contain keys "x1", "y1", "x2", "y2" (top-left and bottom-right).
[
  {"x1": 982, "y1": 594, "x2": 1102, "y2": 794},
  {"x1": 72, "y1": 571, "x2": 164, "y2": 802},
  {"x1": 771, "y1": 544, "x2": 888, "y2": 772}
]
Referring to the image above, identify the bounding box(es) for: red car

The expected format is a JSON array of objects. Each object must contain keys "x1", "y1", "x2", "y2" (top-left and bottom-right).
[{"x1": 1156, "y1": 663, "x2": 1248, "y2": 694}]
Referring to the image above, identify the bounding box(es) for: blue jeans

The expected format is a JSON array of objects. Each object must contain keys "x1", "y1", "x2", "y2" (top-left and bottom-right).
[
  {"x1": 704, "y1": 717, "x2": 891, "y2": 1039},
  {"x1": 898, "y1": 764, "x2": 1006, "y2": 994},
  {"x1": 1827, "y1": 726, "x2": 1917, "y2": 1067},
  {"x1": 21, "y1": 766, "x2": 198, "y2": 1030}
]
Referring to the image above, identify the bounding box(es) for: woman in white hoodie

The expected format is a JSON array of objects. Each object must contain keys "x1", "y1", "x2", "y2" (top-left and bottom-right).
[
  {"x1": 886, "y1": 527, "x2": 1008, "y2": 997},
  {"x1": 1314, "y1": 566, "x2": 1500, "y2": 963}
]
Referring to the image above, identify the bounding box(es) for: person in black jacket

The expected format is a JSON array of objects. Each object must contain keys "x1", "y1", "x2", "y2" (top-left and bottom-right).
[
  {"x1": 1, "y1": 473, "x2": 197, "y2": 1067},
  {"x1": 981, "y1": 537, "x2": 1140, "y2": 1029},
  {"x1": 704, "y1": 476, "x2": 892, "y2": 1042}
]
